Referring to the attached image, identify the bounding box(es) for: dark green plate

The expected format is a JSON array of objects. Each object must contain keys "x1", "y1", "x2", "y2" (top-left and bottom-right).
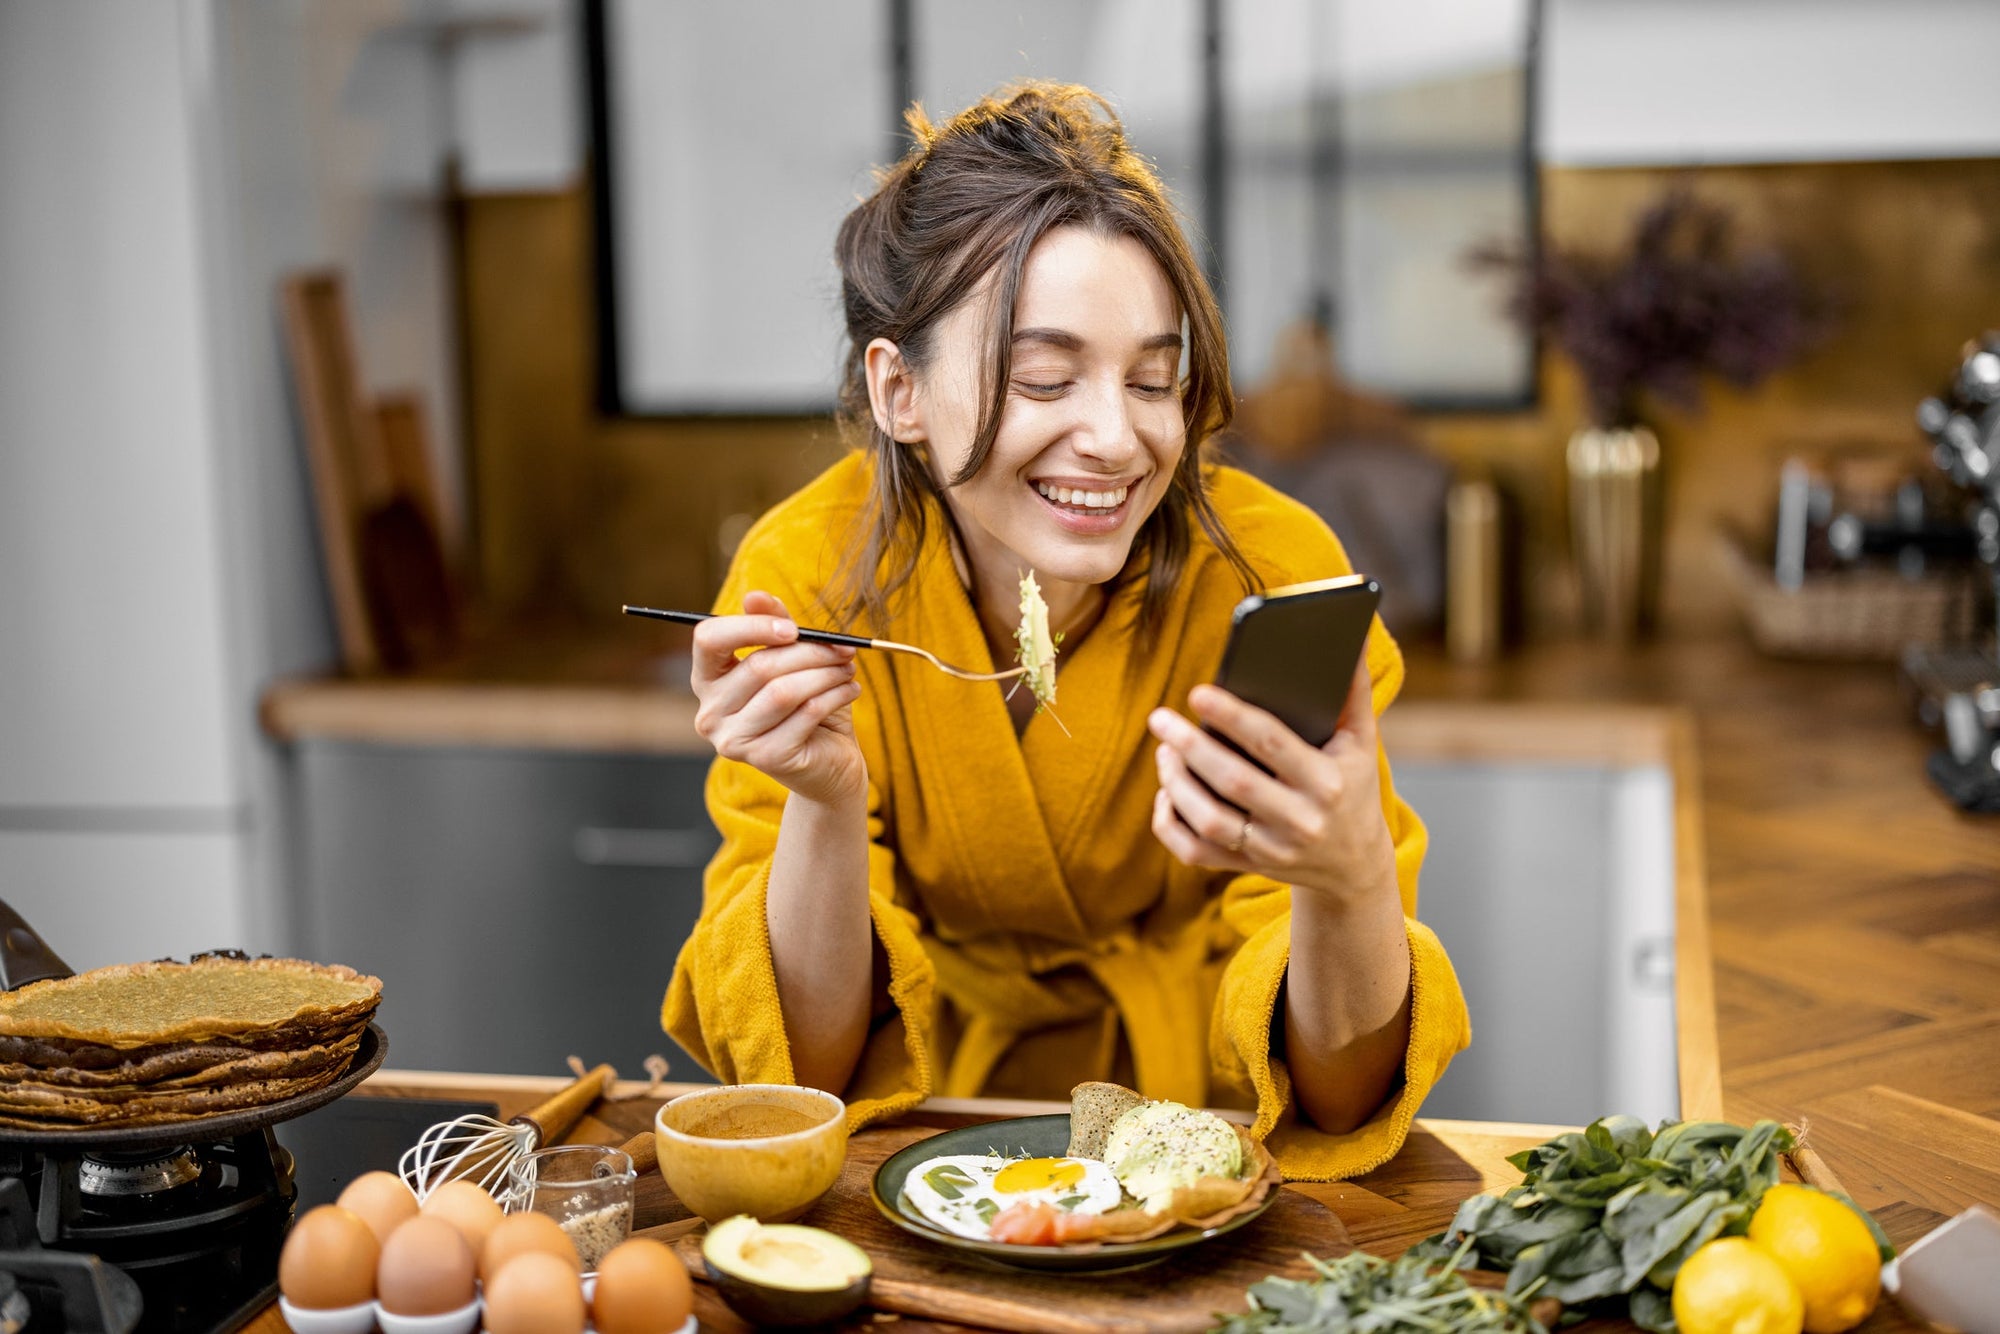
[{"x1": 870, "y1": 1113, "x2": 1277, "y2": 1274}]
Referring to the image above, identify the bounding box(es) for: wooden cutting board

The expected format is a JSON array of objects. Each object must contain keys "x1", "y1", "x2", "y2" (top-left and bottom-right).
[{"x1": 661, "y1": 1124, "x2": 1354, "y2": 1334}]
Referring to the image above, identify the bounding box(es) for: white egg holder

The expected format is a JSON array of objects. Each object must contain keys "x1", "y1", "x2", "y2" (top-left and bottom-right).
[
  {"x1": 277, "y1": 1295, "x2": 478, "y2": 1334},
  {"x1": 280, "y1": 1275, "x2": 697, "y2": 1334}
]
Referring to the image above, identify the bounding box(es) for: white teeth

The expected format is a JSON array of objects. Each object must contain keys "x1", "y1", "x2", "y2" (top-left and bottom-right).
[{"x1": 1035, "y1": 482, "x2": 1128, "y2": 509}]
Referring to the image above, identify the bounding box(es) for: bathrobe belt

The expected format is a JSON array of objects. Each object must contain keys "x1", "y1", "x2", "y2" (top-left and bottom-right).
[{"x1": 931, "y1": 926, "x2": 1218, "y2": 1107}]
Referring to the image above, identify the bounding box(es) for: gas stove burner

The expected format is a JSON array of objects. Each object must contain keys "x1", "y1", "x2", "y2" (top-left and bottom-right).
[
  {"x1": 44, "y1": 1134, "x2": 290, "y2": 1260},
  {"x1": 3, "y1": 1132, "x2": 294, "y2": 1333},
  {"x1": 78, "y1": 1149, "x2": 201, "y2": 1200}
]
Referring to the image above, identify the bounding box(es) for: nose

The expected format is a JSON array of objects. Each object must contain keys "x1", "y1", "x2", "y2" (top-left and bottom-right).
[{"x1": 1072, "y1": 374, "x2": 1142, "y2": 466}]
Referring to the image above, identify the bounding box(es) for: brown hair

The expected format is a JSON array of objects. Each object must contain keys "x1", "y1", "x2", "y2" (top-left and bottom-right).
[{"x1": 828, "y1": 81, "x2": 1257, "y2": 634}]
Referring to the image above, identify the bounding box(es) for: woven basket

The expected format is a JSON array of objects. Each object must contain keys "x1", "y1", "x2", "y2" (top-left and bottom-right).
[{"x1": 1724, "y1": 537, "x2": 1980, "y2": 660}]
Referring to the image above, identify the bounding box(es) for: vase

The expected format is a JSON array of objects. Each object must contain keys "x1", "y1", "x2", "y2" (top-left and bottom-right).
[{"x1": 1567, "y1": 425, "x2": 1662, "y2": 639}]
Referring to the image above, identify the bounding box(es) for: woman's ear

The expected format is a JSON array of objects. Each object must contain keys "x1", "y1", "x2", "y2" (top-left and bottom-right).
[{"x1": 864, "y1": 337, "x2": 923, "y2": 443}]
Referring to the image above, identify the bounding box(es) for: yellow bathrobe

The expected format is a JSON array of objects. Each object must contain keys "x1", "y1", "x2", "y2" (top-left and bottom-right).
[{"x1": 664, "y1": 455, "x2": 1470, "y2": 1181}]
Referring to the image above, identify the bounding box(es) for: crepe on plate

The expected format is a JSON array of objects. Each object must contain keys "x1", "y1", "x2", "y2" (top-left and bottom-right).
[
  {"x1": 0, "y1": 956, "x2": 379, "y2": 1046},
  {"x1": 0, "y1": 954, "x2": 380, "y2": 1130}
]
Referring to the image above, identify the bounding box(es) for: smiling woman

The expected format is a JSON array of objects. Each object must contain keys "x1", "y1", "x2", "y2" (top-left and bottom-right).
[
  {"x1": 664, "y1": 82, "x2": 1471, "y2": 1182},
  {"x1": 870, "y1": 229, "x2": 1185, "y2": 618}
]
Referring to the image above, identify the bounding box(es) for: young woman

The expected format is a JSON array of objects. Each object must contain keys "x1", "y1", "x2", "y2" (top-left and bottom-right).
[{"x1": 666, "y1": 83, "x2": 1468, "y2": 1179}]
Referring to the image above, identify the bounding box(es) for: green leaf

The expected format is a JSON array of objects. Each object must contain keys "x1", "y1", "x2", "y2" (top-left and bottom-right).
[
  {"x1": 1644, "y1": 1197, "x2": 1750, "y2": 1289},
  {"x1": 1601, "y1": 1115, "x2": 1656, "y2": 1158},
  {"x1": 1614, "y1": 1187, "x2": 1732, "y2": 1289},
  {"x1": 973, "y1": 1197, "x2": 999, "y2": 1224},
  {"x1": 923, "y1": 1164, "x2": 974, "y2": 1200},
  {"x1": 1629, "y1": 1286, "x2": 1679, "y2": 1333},
  {"x1": 1507, "y1": 1229, "x2": 1627, "y2": 1304},
  {"x1": 1606, "y1": 1185, "x2": 1695, "y2": 1289},
  {"x1": 1465, "y1": 1204, "x2": 1602, "y2": 1267},
  {"x1": 1531, "y1": 1162, "x2": 1654, "y2": 1208},
  {"x1": 1446, "y1": 1193, "x2": 1518, "y2": 1240},
  {"x1": 1406, "y1": 1232, "x2": 1462, "y2": 1263}
]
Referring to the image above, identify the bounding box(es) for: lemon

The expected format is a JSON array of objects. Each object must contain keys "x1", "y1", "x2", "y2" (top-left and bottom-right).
[
  {"x1": 1673, "y1": 1237, "x2": 1804, "y2": 1334},
  {"x1": 1747, "y1": 1184, "x2": 1882, "y2": 1333}
]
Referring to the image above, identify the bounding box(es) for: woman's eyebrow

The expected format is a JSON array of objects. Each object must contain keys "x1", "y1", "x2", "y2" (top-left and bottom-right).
[{"x1": 1012, "y1": 327, "x2": 1184, "y2": 353}]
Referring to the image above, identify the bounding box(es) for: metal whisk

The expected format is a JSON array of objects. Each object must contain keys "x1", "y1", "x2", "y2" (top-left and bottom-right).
[{"x1": 398, "y1": 1063, "x2": 620, "y2": 1205}]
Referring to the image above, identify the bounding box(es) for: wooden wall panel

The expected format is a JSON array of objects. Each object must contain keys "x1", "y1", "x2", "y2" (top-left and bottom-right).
[
  {"x1": 461, "y1": 159, "x2": 2000, "y2": 636},
  {"x1": 459, "y1": 190, "x2": 840, "y2": 626},
  {"x1": 460, "y1": 192, "x2": 595, "y2": 615},
  {"x1": 1423, "y1": 158, "x2": 2000, "y2": 634}
]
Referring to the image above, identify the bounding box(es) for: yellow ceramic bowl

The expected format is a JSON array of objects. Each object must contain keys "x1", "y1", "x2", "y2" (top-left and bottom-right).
[{"x1": 654, "y1": 1085, "x2": 848, "y2": 1224}]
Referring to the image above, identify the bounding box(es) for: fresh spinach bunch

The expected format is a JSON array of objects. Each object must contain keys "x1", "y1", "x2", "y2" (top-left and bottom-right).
[
  {"x1": 1209, "y1": 1241, "x2": 1548, "y2": 1334},
  {"x1": 1431, "y1": 1116, "x2": 1795, "y2": 1332}
]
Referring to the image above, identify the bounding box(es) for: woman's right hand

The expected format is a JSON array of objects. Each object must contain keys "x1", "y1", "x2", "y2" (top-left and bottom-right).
[{"x1": 691, "y1": 590, "x2": 865, "y2": 805}]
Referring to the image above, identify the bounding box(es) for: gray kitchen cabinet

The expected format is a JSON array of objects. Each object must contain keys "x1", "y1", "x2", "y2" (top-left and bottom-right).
[{"x1": 290, "y1": 742, "x2": 720, "y2": 1083}]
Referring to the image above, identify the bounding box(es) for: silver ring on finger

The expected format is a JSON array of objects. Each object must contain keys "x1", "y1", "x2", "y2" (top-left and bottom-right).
[{"x1": 1226, "y1": 815, "x2": 1252, "y2": 855}]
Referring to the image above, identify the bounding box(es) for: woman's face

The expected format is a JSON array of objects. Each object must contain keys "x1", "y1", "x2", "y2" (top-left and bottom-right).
[{"x1": 911, "y1": 226, "x2": 1187, "y2": 595}]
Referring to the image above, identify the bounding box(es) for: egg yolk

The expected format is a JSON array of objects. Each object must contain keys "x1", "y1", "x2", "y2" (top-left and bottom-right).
[{"x1": 992, "y1": 1157, "x2": 1088, "y2": 1193}]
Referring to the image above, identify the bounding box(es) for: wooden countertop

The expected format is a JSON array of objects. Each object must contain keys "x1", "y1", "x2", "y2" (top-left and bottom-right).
[
  {"x1": 258, "y1": 633, "x2": 2000, "y2": 1315},
  {"x1": 245, "y1": 1073, "x2": 1933, "y2": 1332},
  {"x1": 1396, "y1": 637, "x2": 2000, "y2": 1247}
]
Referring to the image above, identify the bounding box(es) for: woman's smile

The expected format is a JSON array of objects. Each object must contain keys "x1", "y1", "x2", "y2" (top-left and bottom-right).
[
  {"x1": 904, "y1": 226, "x2": 1188, "y2": 605},
  {"x1": 1030, "y1": 474, "x2": 1143, "y2": 534}
]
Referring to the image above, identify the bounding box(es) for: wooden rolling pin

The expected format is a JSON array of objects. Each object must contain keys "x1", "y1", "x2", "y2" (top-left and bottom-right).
[{"x1": 514, "y1": 1063, "x2": 618, "y2": 1146}]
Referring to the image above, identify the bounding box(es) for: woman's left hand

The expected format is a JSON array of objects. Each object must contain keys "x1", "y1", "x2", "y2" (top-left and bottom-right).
[{"x1": 1148, "y1": 656, "x2": 1396, "y2": 904}]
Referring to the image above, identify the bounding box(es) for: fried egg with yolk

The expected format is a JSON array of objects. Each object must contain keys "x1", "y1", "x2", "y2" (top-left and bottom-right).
[{"x1": 902, "y1": 1153, "x2": 1123, "y2": 1241}]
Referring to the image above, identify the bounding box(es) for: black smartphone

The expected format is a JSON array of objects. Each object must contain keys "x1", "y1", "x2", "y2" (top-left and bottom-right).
[{"x1": 1210, "y1": 574, "x2": 1381, "y2": 761}]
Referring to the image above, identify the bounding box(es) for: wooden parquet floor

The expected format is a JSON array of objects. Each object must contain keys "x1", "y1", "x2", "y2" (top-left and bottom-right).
[{"x1": 1402, "y1": 638, "x2": 2000, "y2": 1241}]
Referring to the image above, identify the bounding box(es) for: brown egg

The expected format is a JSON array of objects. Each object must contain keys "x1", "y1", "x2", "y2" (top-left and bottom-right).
[
  {"x1": 592, "y1": 1238, "x2": 693, "y2": 1334},
  {"x1": 483, "y1": 1249, "x2": 587, "y2": 1334},
  {"x1": 420, "y1": 1179, "x2": 505, "y2": 1255},
  {"x1": 278, "y1": 1204, "x2": 379, "y2": 1310},
  {"x1": 336, "y1": 1170, "x2": 419, "y2": 1247},
  {"x1": 480, "y1": 1210, "x2": 582, "y2": 1284},
  {"x1": 375, "y1": 1215, "x2": 477, "y2": 1316}
]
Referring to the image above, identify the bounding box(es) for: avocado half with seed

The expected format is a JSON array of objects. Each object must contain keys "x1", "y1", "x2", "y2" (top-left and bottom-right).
[{"x1": 701, "y1": 1215, "x2": 873, "y2": 1327}]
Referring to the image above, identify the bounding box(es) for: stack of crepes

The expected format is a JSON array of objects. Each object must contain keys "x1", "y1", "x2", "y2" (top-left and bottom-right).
[{"x1": 0, "y1": 954, "x2": 381, "y2": 1131}]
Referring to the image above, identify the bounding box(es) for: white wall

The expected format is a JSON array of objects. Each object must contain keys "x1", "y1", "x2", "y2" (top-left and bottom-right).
[
  {"x1": 1542, "y1": 0, "x2": 2000, "y2": 166},
  {"x1": 0, "y1": 1, "x2": 248, "y2": 968},
  {"x1": 0, "y1": 2, "x2": 239, "y2": 814},
  {"x1": 0, "y1": 0, "x2": 464, "y2": 971}
]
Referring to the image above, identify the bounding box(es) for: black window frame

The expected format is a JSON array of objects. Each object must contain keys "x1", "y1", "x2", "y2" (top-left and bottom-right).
[{"x1": 582, "y1": 0, "x2": 1542, "y2": 420}]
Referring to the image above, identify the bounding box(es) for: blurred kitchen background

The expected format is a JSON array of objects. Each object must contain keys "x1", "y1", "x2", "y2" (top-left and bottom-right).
[{"x1": 3, "y1": 1, "x2": 1996, "y2": 1127}]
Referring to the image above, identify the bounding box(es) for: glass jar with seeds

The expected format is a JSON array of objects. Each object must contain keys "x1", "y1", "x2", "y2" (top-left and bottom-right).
[{"x1": 507, "y1": 1143, "x2": 636, "y2": 1271}]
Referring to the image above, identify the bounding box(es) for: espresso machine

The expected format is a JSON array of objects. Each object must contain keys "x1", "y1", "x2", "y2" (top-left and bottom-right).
[{"x1": 1904, "y1": 332, "x2": 2000, "y2": 812}]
